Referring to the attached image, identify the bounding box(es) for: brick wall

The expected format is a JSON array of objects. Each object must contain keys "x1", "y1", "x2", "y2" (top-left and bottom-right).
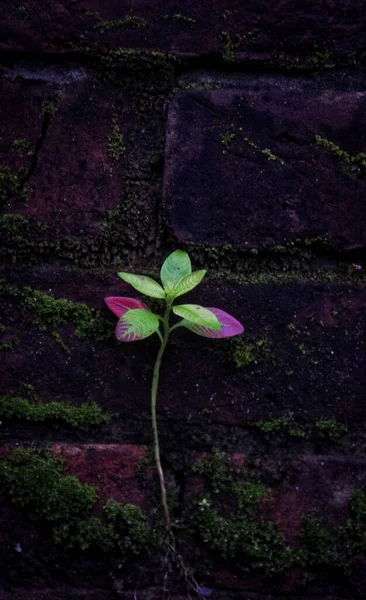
[{"x1": 0, "y1": 2, "x2": 365, "y2": 598}]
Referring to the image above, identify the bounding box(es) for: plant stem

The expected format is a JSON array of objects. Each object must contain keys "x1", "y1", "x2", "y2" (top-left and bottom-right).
[{"x1": 151, "y1": 302, "x2": 172, "y2": 532}]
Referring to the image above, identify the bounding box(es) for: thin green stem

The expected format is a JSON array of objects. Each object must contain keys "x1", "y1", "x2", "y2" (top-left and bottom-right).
[{"x1": 151, "y1": 302, "x2": 172, "y2": 532}]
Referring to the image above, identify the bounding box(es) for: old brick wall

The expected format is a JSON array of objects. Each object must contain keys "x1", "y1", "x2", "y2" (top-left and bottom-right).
[{"x1": 0, "y1": 2, "x2": 365, "y2": 598}]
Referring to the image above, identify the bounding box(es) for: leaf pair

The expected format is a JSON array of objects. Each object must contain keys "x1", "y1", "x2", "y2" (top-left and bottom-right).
[{"x1": 118, "y1": 250, "x2": 206, "y2": 301}]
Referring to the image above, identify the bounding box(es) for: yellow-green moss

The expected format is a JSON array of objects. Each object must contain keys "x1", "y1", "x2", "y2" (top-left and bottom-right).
[
  {"x1": 315, "y1": 418, "x2": 348, "y2": 440},
  {"x1": 0, "y1": 395, "x2": 110, "y2": 428},
  {"x1": 173, "y1": 13, "x2": 196, "y2": 23},
  {"x1": 0, "y1": 448, "x2": 153, "y2": 556},
  {"x1": 42, "y1": 99, "x2": 57, "y2": 115},
  {"x1": 0, "y1": 336, "x2": 20, "y2": 351},
  {"x1": 21, "y1": 286, "x2": 112, "y2": 340},
  {"x1": 220, "y1": 31, "x2": 243, "y2": 62},
  {"x1": 0, "y1": 167, "x2": 22, "y2": 205},
  {"x1": 11, "y1": 138, "x2": 32, "y2": 157},
  {"x1": 95, "y1": 12, "x2": 147, "y2": 30},
  {"x1": 108, "y1": 125, "x2": 125, "y2": 161},
  {"x1": 315, "y1": 135, "x2": 366, "y2": 174},
  {"x1": 192, "y1": 450, "x2": 292, "y2": 571},
  {"x1": 231, "y1": 337, "x2": 270, "y2": 368},
  {"x1": 221, "y1": 131, "x2": 235, "y2": 152}
]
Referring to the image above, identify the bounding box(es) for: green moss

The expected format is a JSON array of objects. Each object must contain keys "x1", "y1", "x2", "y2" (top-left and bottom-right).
[
  {"x1": 96, "y1": 13, "x2": 147, "y2": 30},
  {"x1": 220, "y1": 31, "x2": 243, "y2": 62},
  {"x1": 298, "y1": 516, "x2": 342, "y2": 567},
  {"x1": 192, "y1": 448, "x2": 233, "y2": 492},
  {"x1": 254, "y1": 414, "x2": 293, "y2": 434},
  {"x1": 11, "y1": 139, "x2": 31, "y2": 157},
  {"x1": 108, "y1": 125, "x2": 125, "y2": 161},
  {"x1": 221, "y1": 131, "x2": 235, "y2": 152},
  {"x1": 315, "y1": 135, "x2": 366, "y2": 175},
  {"x1": 0, "y1": 167, "x2": 22, "y2": 205},
  {"x1": 192, "y1": 450, "x2": 292, "y2": 571},
  {"x1": 315, "y1": 418, "x2": 347, "y2": 440},
  {"x1": 0, "y1": 213, "x2": 29, "y2": 242},
  {"x1": 173, "y1": 13, "x2": 196, "y2": 23},
  {"x1": 104, "y1": 498, "x2": 152, "y2": 556},
  {"x1": 42, "y1": 99, "x2": 57, "y2": 115},
  {"x1": 244, "y1": 137, "x2": 284, "y2": 164},
  {"x1": 21, "y1": 286, "x2": 112, "y2": 341},
  {"x1": 0, "y1": 395, "x2": 110, "y2": 428},
  {"x1": 0, "y1": 336, "x2": 20, "y2": 351},
  {"x1": 231, "y1": 337, "x2": 270, "y2": 368},
  {"x1": 0, "y1": 448, "x2": 155, "y2": 557}
]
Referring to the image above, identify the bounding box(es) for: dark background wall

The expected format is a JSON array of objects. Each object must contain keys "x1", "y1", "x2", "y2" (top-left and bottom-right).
[{"x1": 0, "y1": 2, "x2": 366, "y2": 598}]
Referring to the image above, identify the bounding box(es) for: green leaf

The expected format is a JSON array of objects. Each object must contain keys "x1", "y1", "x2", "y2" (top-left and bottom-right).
[
  {"x1": 172, "y1": 304, "x2": 221, "y2": 332},
  {"x1": 118, "y1": 273, "x2": 165, "y2": 299},
  {"x1": 115, "y1": 309, "x2": 160, "y2": 342},
  {"x1": 160, "y1": 250, "x2": 191, "y2": 293},
  {"x1": 171, "y1": 270, "x2": 206, "y2": 299}
]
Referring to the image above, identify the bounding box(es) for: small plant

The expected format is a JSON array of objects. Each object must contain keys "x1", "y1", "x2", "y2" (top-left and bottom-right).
[{"x1": 104, "y1": 250, "x2": 243, "y2": 591}]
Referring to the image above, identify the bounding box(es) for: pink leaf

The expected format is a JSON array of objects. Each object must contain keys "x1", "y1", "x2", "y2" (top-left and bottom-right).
[
  {"x1": 183, "y1": 307, "x2": 243, "y2": 338},
  {"x1": 104, "y1": 296, "x2": 149, "y2": 319}
]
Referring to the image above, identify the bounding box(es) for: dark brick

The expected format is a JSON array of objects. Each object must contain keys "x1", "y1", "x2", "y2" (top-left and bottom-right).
[{"x1": 164, "y1": 87, "x2": 366, "y2": 250}]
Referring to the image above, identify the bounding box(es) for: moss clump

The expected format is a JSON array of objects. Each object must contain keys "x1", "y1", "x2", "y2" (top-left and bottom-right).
[
  {"x1": 315, "y1": 418, "x2": 347, "y2": 440},
  {"x1": 96, "y1": 13, "x2": 147, "y2": 30},
  {"x1": 0, "y1": 395, "x2": 110, "y2": 428},
  {"x1": 0, "y1": 213, "x2": 29, "y2": 243},
  {"x1": 231, "y1": 337, "x2": 270, "y2": 368},
  {"x1": 315, "y1": 135, "x2": 366, "y2": 174},
  {"x1": 11, "y1": 139, "x2": 32, "y2": 157},
  {"x1": 192, "y1": 450, "x2": 292, "y2": 571},
  {"x1": 220, "y1": 31, "x2": 243, "y2": 62},
  {"x1": 255, "y1": 414, "x2": 293, "y2": 433},
  {"x1": 0, "y1": 167, "x2": 22, "y2": 205},
  {"x1": 173, "y1": 13, "x2": 196, "y2": 23},
  {"x1": 108, "y1": 125, "x2": 125, "y2": 161},
  {"x1": 298, "y1": 516, "x2": 342, "y2": 567},
  {"x1": 42, "y1": 99, "x2": 57, "y2": 115},
  {"x1": 21, "y1": 286, "x2": 112, "y2": 341},
  {"x1": 244, "y1": 137, "x2": 284, "y2": 165},
  {"x1": 0, "y1": 448, "x2": 154, "y2": 556},
  {"x1": 221, "y1": 131, "x2": 235, "y2": 153},
  {"x1": 0, "y1": 336, "x2": 20, "y2": 351}
]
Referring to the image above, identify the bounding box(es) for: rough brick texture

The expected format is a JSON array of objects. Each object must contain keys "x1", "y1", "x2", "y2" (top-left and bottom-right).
[{"x1": 1, "y1": 2, "x2": 366, "y2": 599}]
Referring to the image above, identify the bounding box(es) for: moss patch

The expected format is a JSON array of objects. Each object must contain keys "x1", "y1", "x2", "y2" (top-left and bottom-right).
[
  {"x1": 315, "y1": 135, "x2": 366, "y2": 175},
  {"x1": 315, "y1": 418, "x2": 348, "y2": 440},
  {"x1": 21, "y1": 286, "x2": 112, "y2": 341},
  {"x1": 191, "y1": 449, "x2": 366, "y2": 578},
  {"x1": 108, "y1": 124, "x2": 125, "y2": 161},
  {"x1": 192, "y1": 449, "x2": 292, "y2": 571},
  {"x1": 231, "y1": 336, "x2": 270, "y2": 368},
  {"x1": 0, "y1": 448, "x2": 155, "y2": 557},
  {"x1": 0, "y1": 395, "x2": 110, "y2": 428},
  {"x1": 0, "y1": 167, "x2": 22, "y2": 206},
  {"x1": 95, "y1": 12, "x2": 147, "y2": 30}
]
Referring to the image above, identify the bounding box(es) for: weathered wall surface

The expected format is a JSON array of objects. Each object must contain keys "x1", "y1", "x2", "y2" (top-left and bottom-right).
[{"x1": 0, "y1": 2, "x2": 366, "y2": 598}]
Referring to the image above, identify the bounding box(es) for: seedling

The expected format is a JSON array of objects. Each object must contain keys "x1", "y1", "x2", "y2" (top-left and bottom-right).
[{"x1": 105, "y1": 250, "x2": 243, "y2": 538}]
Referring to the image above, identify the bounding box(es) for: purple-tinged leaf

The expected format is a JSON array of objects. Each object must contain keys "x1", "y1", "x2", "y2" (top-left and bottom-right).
[
  {"x1": 104, "y1": 296, "x2": 149, "y2": 319},
  {"x1": 115, "y1": 308, "x2": 160, "y2": 342},
  {"x1": 173, "y1": 304, "x2": 221, "y2": 331},
  {"x1": 181, "y1": 307, "x2": 243, "y2": 338}
]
